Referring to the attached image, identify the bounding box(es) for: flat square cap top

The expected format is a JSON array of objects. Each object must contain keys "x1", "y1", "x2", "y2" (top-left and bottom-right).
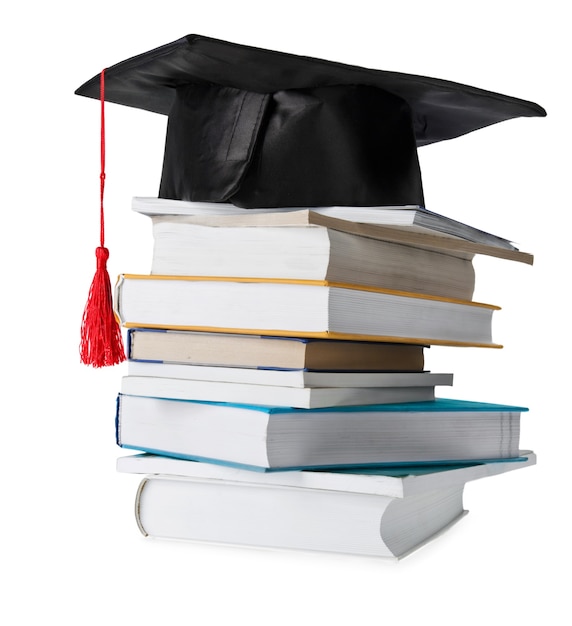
[{"x1": 75, "y1": 34, "x2": 546, "y2": 147}]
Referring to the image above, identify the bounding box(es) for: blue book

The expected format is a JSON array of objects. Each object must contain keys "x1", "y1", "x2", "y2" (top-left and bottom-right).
[{"x1": 116, "y1": 396, "x2": 527, "y2": 471}]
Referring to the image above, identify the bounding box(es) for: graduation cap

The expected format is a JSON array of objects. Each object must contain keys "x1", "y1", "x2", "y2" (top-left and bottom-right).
[
  {"x1": 75, "y1": 34, "x2": 546, "y2": 209},
  {"x1": 75, "y1": 35, "x2": 546, "y2": 367}
]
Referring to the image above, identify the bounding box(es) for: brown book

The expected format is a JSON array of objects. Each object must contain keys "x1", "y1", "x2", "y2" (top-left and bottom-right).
[{"x1": 127, "y1": 328, "x2": 426, "y2": 372}]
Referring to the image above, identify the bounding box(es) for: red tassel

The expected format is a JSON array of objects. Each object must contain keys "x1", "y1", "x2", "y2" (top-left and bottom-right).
[
  {"x1": 80, "y1": 68, "x2": 126, "y2": 367},
  {"x1": 80, "y1": 246, "x2": 125, "y2": 367}
]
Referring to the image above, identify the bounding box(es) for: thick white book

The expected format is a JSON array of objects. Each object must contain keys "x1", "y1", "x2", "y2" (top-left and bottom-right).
[
  {"x1": 126, "y1": 360, "x2": 453, "y2": 389},
  {"x1": 115, "y1": 396, "x2": 526, "y2": 470},
  {"x1": 144, "y1": 216, "x2": 478, "y2": 300},
  {"x1": 130, "y1": 199, "x2": 533, "y2": 305},
  {"x1": 118, "y1": 452, "x2": 536, "y2": 560},
  {"x1": 114, "y1": 276, "x2": 501, "y2": 348}
]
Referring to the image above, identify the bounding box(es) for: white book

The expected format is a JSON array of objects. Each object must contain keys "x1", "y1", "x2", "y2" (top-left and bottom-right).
[
  {"x1": 115, "y1": 276, "x2": 501, "y2": 348},
  {"x1": 116, "y1": 396, "x2": 526, "y2": 470},
  {"x1": 117, "y1": 451, "x2": 537, "y2": 497},
  {"x1": 132, "y1": 196, "x2": 520, "y2": 252},
  {"x1": 145, "y1": 217, "x2": 477, "y2": 300},
  {"x1": 126, "y1": 360, "x2": 453, "y2": 389},
  {"x1": 118, "y1": 452, "x2": 536, "y2": 560},
  {"x1": 120, "y1": 374, "x2": 441, "y2": 409},
  {"x1": 130, "y1": 199, "x2": 534, "y2": 306},
  {"x1": 132, "y1": 474, "x2": 466, "y2": 560}
]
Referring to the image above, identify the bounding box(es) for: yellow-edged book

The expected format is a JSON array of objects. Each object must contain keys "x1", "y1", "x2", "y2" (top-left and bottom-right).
[{"x1": 115, "y1": 275, "x2": 501, "y2": 348}]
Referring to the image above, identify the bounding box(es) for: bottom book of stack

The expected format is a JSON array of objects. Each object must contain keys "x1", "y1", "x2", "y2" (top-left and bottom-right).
[{"x1": 117, "y1": 451, "x2": 536, "y2": 561}]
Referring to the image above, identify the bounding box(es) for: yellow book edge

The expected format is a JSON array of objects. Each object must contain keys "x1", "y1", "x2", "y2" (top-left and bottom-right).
[
  {"x1": 118, "y1": 323, "x2": 503, "y2": 349},
  {"x1": 118, "y1": 274, "x2": 501, "y2": 310},
  {"x1": 114, "y1": 275, "x2": 502, "y2": 348}
]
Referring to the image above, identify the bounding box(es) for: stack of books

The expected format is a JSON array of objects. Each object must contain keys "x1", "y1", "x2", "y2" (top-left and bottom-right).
[
  {"x1": 113, "y1": 196, "x2": 536, "y2": 560},
  {"x1": 73, "y1": 33, "x2": 545, "y2": 563}
]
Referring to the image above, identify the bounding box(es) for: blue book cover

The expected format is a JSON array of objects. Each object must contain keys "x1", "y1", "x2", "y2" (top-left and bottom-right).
[
  {"x1": 115, "y1": 395, "x2": 528, "y2": 472},
  {"x1": 118, "y1": 396, "x2": 527, "y2": 415}
]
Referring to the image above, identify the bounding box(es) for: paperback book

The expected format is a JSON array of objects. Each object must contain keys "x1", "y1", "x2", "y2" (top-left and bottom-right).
[
  {"x1": 132, "y1": 197, "x2": 527, "y2": 254},
  {"x1": 120, "y1": 371, "x2": 452, "y2": 408}
]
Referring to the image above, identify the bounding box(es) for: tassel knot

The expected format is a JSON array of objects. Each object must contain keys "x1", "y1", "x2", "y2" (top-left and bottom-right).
[{"x1": 96, "y1": 245, "x2": 110, "y2": 267}]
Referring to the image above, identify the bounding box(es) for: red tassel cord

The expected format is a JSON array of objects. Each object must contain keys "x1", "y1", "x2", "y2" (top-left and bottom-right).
[{"x1": 80, "y1": 69, "x2": 126, "y2": 367}]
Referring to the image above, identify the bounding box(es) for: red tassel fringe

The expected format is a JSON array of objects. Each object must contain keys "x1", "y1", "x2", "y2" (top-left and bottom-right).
[{"x1": 80, "y1": 246, "x2": 125, "y2": 367}]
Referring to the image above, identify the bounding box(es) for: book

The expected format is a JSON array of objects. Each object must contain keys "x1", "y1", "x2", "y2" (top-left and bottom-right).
[
  {"x1": 132, "y1": 196, "x2": 528, "y2": 255},
  {"x1": 115, "y1": 276, "x2": 501, "y2": 348},
  {"x1": 145, "y1": 216, "x2": 477, "y2": 300},
  {"x1": 132, "y1": 473, "x2": 466, "y2": 559},
  {"x1": 120, "y1": 372, "x2": 450, "y2": 409},
  {"x1": 127, "y1": 328, "x2": 427, "y2": 372},
  {"x1": 126, "y1": 360, "x2": 452, "y2": 389},
  {"x1": 117, "y1": 450, "x2": 537, "y2": 497},
  {"x1": 117, "y1": 452, "x2": 536, "y2": 560},
  {"x1": 115, "y1": 396, "x2": 527, "y2": 470}
]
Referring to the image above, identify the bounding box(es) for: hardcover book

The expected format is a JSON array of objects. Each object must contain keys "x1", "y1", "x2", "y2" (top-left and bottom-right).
[
  {"x1": 118, "y1": 452, "x2": 536, "y2": 560},
  {"x1": 115, "y1": 276, "x2": 501, "y2": 348},
  {"x1": 127, "y1": 328, "x2": 427, "y2": 372},
  {"x1": 116, "y1": 396, "x2": 527, "y2": 471}
]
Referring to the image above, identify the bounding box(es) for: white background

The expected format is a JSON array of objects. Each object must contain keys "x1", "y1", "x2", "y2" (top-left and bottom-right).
[{"x1": 2, "y1": 2, "x2": 569, "y2": 624}]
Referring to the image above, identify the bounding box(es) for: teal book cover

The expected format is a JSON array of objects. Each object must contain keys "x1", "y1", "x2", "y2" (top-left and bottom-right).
[
  {"x1": 115, "y1": 394, "x2": 527, "y2": 472},
  {"x1": 117, "y1": 395, "x2": 528, "y2": 414}
]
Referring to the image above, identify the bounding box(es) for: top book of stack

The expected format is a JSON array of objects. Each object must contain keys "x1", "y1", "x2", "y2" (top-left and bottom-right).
[
  {"x1": 133, "y1": 198, "x2": 533, "y2": 302},
  {"x1": 133, "y1": 197, "x2": 524, "y2": 252}
]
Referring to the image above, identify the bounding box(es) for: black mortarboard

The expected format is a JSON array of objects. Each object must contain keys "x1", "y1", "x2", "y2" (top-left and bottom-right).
[{"x1": 75, "y1": 34, "x2": 546, "y2": 209}]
